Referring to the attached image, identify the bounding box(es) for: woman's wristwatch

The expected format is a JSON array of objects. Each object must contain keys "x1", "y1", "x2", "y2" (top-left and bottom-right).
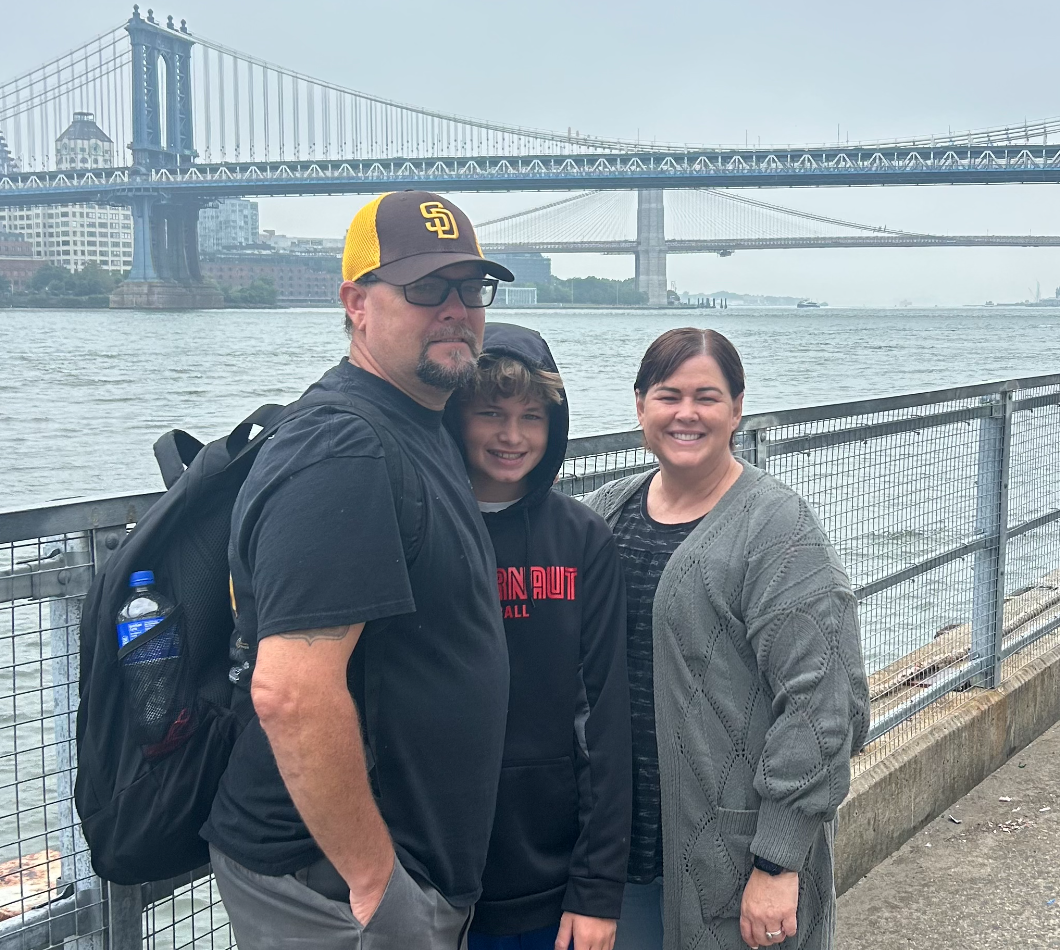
[{"x1": 752, "y1": 855, "x2": 792, "y2": 876}]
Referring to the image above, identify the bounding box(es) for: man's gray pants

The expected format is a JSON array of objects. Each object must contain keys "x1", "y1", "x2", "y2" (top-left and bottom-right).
[{"x1": 210, "y1": 845, "x2": 473, "y2": 950}]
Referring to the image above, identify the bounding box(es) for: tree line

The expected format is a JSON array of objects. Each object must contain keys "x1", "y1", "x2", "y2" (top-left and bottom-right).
[
  {"x1": 534, "y1": 275, "x2": 647, "y2": 306},
  {"x1": 0, "y1": 265, "x2": 278, "y2": 308}
]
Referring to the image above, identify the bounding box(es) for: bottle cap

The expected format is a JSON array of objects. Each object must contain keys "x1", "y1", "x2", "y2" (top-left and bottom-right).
[{"x1": 129, "y1": 570, "x2": 155, "y2": 588}]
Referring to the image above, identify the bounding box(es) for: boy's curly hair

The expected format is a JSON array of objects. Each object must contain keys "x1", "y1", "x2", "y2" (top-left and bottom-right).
[{"x1": 456, "y1": 353, "x2": 565, "y2": 408}]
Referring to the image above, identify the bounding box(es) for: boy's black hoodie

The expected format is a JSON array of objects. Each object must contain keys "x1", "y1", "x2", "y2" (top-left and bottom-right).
[{"x1": 444, "y1": 323, "x2": 632, "y2": 936}]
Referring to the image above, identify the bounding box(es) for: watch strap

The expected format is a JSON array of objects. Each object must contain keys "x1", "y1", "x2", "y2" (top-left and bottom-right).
[{"x1": 752, "y1": 854, "x2": 791, "y2": 876}]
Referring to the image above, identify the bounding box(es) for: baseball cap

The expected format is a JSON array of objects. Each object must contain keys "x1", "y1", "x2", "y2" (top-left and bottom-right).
[{"x1": 342, "y1": 191, "x2": 515, "y2": 285}]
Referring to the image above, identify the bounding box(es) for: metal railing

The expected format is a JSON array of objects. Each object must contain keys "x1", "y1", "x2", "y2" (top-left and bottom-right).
[{"x1": 1, "y1": 374, "x2": 1059, "y2": 947}]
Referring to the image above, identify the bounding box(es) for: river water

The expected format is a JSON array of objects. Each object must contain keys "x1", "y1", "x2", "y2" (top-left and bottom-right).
[
  {"x1": 1, "y1": 306, "x2": 1059, "y2": 906},
  {"x1": 2, "y1": 305, "x2": 1060, "y2": 510}
]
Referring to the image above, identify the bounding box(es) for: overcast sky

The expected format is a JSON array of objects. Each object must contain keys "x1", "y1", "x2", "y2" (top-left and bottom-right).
[{"x1": 9, "y1": 0, "x2": 1060, "y2": 304}]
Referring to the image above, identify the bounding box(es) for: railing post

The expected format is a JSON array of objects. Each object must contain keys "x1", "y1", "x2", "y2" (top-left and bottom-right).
[
  {"x1": 106, "y1": 883, "x2": 144, "y2": 950},
  {"x1": 752, "y1": 426, "x2": 770, "y2": 470},
  {"x1": 971, "y1": 390, "x2": 1012, "y2": 687},
  {"x1": 49, "y1": 534, "x2": 104, "y2": 949}
]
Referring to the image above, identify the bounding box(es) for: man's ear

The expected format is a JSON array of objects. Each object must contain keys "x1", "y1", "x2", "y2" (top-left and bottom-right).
[{"x1": 339, "y1": 280, "x2": 369, "y2": 333}]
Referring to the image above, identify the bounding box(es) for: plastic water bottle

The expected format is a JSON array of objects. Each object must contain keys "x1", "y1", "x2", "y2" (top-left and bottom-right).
[{"x1": 116, "y1": 570, "x2": 180, "y2": 659}]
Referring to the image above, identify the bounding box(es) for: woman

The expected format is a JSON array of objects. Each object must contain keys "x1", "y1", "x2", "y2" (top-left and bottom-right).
[{"x1": 584, "y1": 328, "x2": 870, "y2": 950}]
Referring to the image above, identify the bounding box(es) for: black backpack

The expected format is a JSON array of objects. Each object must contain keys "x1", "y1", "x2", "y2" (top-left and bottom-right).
[{"x1": 74, "y1": 388, "x2": 421, "y2": 885}]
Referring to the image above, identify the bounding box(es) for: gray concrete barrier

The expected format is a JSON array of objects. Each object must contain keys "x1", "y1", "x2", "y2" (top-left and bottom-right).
[{"x1": 836, "y1": 640, "x2": 1060, "y2": 894}]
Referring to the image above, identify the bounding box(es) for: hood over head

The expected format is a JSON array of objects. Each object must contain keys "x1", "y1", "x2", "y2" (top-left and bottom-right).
[{"x1": 444, "y1": 322, "x2": 569, "y2": 510}]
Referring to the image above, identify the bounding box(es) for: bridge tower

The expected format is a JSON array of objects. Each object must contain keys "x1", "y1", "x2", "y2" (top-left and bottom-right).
[
  {"x1": 110, "y1": 5, "x2": 223, "y2": 309},
  {"x1": 635, "y1": 189, "x2": 667, "y2": 307}
]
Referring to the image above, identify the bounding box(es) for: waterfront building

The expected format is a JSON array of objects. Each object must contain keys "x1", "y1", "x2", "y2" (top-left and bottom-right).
[
  {"x1": 0, "y1": 229, "x2": 45, "y2": 291},
  {"x1": 495, "y1": 286, "x2": 538, "y2": 307},
  {"x1": 259, "y1": 230, "x2": 345, "y2": 254},
  {"x1": 0, "y1": 112, "x2": 133, "y2": 274},
  {"x1": 199, "y1": 249, "x2": 341, "y2": 306},
  {"x1": 0, "y1": 130, "x2": 16, "y2": 174},
  {"x1": 489, "y1": 252, "x2": 552, "y2": 286},
  {"x1": 198, "y1": 198, "x2": 260, "y2": 253}
]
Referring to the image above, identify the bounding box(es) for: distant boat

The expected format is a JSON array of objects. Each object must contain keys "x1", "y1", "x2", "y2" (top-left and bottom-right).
[{"x1": 796, "y1": 299, "x2": 822, "y2": 308}]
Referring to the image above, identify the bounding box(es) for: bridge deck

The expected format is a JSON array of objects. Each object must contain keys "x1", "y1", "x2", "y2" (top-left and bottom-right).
[{"x1": 837, "y1": 715, "x2": 1060, "y2": 948}]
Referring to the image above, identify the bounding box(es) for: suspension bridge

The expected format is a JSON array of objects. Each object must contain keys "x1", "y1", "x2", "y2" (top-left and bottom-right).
[
  {"x1": 475, "y1": 190, "x2": 1060, "y2": 302},
  {"x1": 5, "y1": 9, "x2": 1060, "y2": 305},
  {"x1": 476, "y1": 189, "x2": 1060, "y2": 255}
]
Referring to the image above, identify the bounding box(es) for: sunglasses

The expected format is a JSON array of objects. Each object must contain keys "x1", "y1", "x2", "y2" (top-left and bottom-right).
[{"x1": 362, "y1": 274, "x2": 499, "y2": 308}]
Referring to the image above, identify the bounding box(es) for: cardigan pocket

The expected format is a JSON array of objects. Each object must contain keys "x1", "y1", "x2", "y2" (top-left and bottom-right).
[{"x1": 692, "y1": 807, "x2": 758, "y2": 921}]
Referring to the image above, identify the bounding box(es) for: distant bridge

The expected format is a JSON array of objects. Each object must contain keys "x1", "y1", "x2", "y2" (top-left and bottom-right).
[
  {"x1": 5, "y1": 10, "x2": 1060, "y2": 305},
  {"x1": 476, "y1": 191, "x2": 1060, "y2": 300},
  {"x1": 482, "y1": 236, "x2": 1060, "y2": 254}
]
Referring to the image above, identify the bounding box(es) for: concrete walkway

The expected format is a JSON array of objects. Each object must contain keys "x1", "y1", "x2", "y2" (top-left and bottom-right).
[{"x1": 837, "y1": 717, "x2": 1060, "y2": 948}]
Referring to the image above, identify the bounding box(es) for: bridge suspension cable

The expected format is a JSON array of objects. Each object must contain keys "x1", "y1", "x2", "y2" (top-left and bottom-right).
[
  {"x1": 0, "y1": 26, "x2": 130, "y2": 173},
  {"x1": 189, "y1": 34, "x2": 1060, "y2": 163},
  {"x1": 186, "y1": 33, "x2": 652, "y2": 165},
  {"x1": 476, "y1": 190, "x2": 925, "y2": 248},
  {"x1": 5, "y1": 15, "x2": 1060, "y2": 179}
]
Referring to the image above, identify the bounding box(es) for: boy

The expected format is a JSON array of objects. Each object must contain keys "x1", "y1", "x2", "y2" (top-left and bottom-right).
[{"x1": 445, "y1": 323, "x2": 632, "y2": 950}]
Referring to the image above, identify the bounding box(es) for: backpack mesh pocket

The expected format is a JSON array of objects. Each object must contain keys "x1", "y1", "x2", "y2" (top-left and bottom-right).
[{"x1": 119, "y1": 619, "x2": 193, "y2": 754}]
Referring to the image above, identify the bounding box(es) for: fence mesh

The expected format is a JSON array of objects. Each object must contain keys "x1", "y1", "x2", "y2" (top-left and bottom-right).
[
  {"x1": 1002, "y1": 383, "x2": 1060, "y2": 674},
  {"x1": 1, "y1": 532, "x2": 104, "y2": 947},
  {"x1": 143, "y1": 875, "x2": 233, "y2": 950},
  {"x1": 0, "y1": 376, "x2": 1058, "y2": 947}
]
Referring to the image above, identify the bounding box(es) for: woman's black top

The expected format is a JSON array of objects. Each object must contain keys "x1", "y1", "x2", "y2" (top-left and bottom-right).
[{"x1": 612, "y1": 475, "x2": 703, "y2": 884}]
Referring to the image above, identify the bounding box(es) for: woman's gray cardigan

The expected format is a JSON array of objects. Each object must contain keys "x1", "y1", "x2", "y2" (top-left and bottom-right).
[{"x1": 584, "y1": 462, "x2": 870, "y2": 950}]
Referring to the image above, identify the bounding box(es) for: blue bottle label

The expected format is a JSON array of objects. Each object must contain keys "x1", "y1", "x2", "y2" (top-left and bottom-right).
[{"x1": 116, "y1": 616, "x2": 179, "y2": 657}]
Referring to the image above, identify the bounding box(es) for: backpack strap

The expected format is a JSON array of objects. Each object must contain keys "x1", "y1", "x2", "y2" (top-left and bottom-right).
[
  {"x1": 361, "y1": 413, "x2": 424, "y2": 565},
  {"x1": 152, "y1": 404, "x2": 284, "y2": 490},
  {"x1": 233, "y1": 390, "x2": 424, "y2": 565},
  {"x1": 152, "y1": 430, "x2": 206, "y2": 489},
  {"x1": 225, "y1": 404, "x2": 286, "y2": 457}
]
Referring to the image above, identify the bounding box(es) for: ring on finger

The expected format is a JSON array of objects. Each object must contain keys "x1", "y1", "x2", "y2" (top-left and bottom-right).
[{"x1": 765, "y1": 930, "x2": 783, "y2": 939}]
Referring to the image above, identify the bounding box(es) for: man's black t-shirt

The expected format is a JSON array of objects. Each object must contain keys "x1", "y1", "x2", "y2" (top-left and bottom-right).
[{"x1": 201, "y1": 359, "x2": 510, "y2": 907}]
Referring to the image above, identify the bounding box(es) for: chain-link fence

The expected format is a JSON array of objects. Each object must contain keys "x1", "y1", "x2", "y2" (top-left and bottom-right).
[{"x1": 1, "y1": 374, "x2": 1059, "y2": 947}]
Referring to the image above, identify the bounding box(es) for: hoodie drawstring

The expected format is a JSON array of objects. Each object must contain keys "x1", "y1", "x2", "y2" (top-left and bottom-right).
[{"x1": 523, "y1": 507, "x2": 534, "y2": 606}]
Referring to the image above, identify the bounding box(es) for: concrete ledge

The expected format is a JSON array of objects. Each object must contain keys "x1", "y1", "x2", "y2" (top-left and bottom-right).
[{"x1": 835, "y1": 640, "x2": 1060, "y2": 895}]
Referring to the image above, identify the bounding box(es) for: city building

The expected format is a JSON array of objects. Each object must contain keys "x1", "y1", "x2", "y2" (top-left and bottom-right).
[
  {"x1": 199, "y1": 249, "x2": 342, "y2": 306},
  {"x1": 259, "y1": 230, "x2": 345, "y2": 254},
  {"x1": 494, "y1": 286, "x2": 538, "y2": 307},
  {"x1": 0, "y1": 130, "x2": 16, "y2": 174},
  {"x1": 0, "y1": 229, "x2": 45, "y2": 292},
  {"x1": 488, "y1": 252, "x2": 552, "y2": 286},
  {"x1": 198, "y1": 198, "x2": 260, "y2": 253},
  {"x1": 56, "y1": 111, "x2": 114, "y2": 169},
  {"x1": 0, "y1": 112, "x2": 133, "y2": 274}
]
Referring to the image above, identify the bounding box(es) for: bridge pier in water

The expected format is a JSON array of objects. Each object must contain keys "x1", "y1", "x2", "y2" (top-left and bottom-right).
[
  {"x1": 635, "y1": 189, "x2": 667, "y2": 307},
  {"x1": 111, "y1": 7, "x2": 222, "y2": 310},
  {"x1": 110, "y1": 195, "x2": 222, "y2": 309}
]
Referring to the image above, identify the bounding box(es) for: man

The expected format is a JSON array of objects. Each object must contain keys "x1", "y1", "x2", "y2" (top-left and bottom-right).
[{"x1": 201, "y1": 191, "x2": 516, "y2": 950}]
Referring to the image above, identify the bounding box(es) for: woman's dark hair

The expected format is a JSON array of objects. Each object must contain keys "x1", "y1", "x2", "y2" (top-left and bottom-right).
[{"x1": 634, "y1": 327, "x2": 745, "y2": 399}]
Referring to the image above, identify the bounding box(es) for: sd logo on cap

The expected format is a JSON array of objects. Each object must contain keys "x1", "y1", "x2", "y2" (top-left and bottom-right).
[{"x1": 420, "y1": 201, "x2": 460, "y2": 240}]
